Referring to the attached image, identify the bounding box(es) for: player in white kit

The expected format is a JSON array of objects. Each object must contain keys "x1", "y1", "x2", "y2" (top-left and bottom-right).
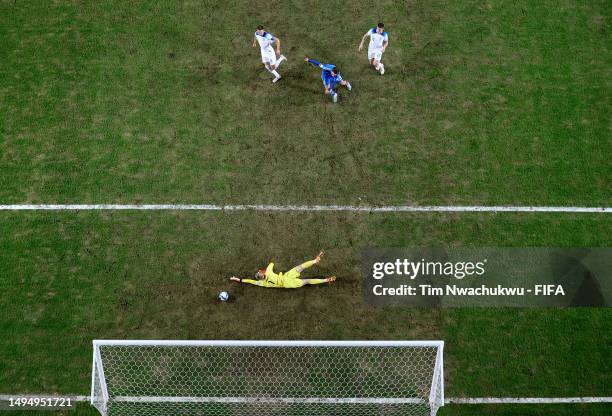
[
  {"x1": 252, "y1": 25, "x2": 286, "y2": 83},
  {"x1": 358, "y1": 22, "x2": 389, "y2": 75}
]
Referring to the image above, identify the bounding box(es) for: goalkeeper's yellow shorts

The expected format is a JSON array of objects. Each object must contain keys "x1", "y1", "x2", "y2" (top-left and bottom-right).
[
  {"x1": 282, "y1": 277, "x2": 305, "y2": 289},
  {"x1": 281, "y1": 268, "x2": 304, "y2": 288},
  {"x1": 283, "y1": 268, "x2": 301, "y2": 280}
]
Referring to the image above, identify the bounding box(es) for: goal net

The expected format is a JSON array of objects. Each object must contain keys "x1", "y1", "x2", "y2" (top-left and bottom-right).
[{"x1": 91, "y1": 340, "x2": 444, "y2": 416}]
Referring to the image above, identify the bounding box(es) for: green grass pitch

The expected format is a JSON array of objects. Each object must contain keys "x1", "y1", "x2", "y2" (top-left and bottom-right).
[{"x1": 0, "y1": 0, "x2": 611, "y2": 415}]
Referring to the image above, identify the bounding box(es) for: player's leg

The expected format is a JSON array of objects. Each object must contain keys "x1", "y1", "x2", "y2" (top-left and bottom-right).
[
  {"x1": 262, "y1": 59, "x2": 275, "y2": 74},
  {"x1": 266, "y1": 65, "x2": 281, "y2": 81},
  {"x1": 261, "y1": 53, "x2": 270, "y2": 71},
  {"x1": 340, "y1": 80, "x2": 352, "y2": 91},
  {"x1": 284, "y1": 278, "x2": 306, "y2": 288},
  {"x1": 270, "y1": 72, "x2": 281, "y2": 82},
  {"x1": 285, "y1": 260, "x2": 316, "y2": 280},
  {"x1": 374, "y1": 51, "x2": 384, "y2": 74},
  {"x1": 264, "y1": 53, "x2": 282, "y2": 82},
  {"x1": 321, "y1": 79, "x2": 337, "y2": 101},
  {"x1": 271, "y1": 56, "x2": 286, "y2": 83},
  {"x1": 301, "y1": 276, "x2": 336, "y2": 285},
  {"x1": 283, "y1": 276, "x2": 334, "y2": 288},
  {"x1": 269, "y1": 56, "x2": 286, "y2": 70},
  {"x1": 322, "y1": 79, "x2": 338, "y2": 102},
  {"x1": 295, "y1": 259, "x2": 317, "y2": 273},
  {"x1": 368, "y1": 50, "x2": 378, "y2": 69},
  {"x1": 376, "y1": 51, "x2": 385, "y2": 75},
  {"x1": 368, "y1": 50, "x2": 384, "y2": 74},
  {"x1": 330, "y1": 88, "x2": 338, "y2": 102}
]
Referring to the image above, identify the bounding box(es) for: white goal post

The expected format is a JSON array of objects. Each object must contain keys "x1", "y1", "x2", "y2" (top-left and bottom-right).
[{"x1": 91, "y1": 340, "x2": 444, "y2": 416}]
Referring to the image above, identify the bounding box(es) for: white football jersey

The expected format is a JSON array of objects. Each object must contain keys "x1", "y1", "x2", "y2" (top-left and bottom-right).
[
  {"x1": 255, "y1": 31, "x2": 276, "y2": 53},
  {"x1": 367, "y1": 28, "x2": 388, "y2": 50}
]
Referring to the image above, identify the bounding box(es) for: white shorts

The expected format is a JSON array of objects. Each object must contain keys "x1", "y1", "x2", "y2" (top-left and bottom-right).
[
  {"x1": 261, "y1": 50, "x2": 277, "y2": 66},
  {"x1": 368, "y1": 48, "x2": 383, "y2": 62}
]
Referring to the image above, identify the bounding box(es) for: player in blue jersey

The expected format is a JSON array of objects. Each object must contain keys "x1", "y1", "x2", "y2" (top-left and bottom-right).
[{"x1": 304, "y1": 57, "x2": 352, "y2": 103}]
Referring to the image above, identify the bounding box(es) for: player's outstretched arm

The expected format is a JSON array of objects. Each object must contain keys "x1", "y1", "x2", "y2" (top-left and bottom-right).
[
  {"x1": 274, "y1": 37, "x2": 281, "y2": 55},
  {"x1": 252, "y1": 36, "x2": 257, "y2": 48},
  {"x1": 230, "y1": 276, "x2": 258, "y2": 286},
  {"x1": 358, "y1": 32, "x2": 370, "y2": 51},
  {"x1": 231, "y1": 276, "x2": 275, "y2": 287},
  {"x1": 305, "y1": 57, "x2": 323, "y2": 68}
]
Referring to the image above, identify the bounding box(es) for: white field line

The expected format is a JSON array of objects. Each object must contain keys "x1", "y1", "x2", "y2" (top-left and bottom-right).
[
  {"x1": 445, "y1": 397, "x2": 612, "y2": 404},
  {"x1": 1, "y1": 395, "x2": 611, "y2": 404},
  {"x1": 0, "y1": 204, "x2": 611, "y2": 213}
]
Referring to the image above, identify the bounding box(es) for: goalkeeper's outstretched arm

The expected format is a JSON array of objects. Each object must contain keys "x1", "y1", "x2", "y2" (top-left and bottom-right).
[{"x1": 230, "y1": 276, "x2": 276, "y2": 287}]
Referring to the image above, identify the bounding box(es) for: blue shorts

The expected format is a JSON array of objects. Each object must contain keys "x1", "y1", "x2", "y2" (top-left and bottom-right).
[
  {"x1": 322, "y1": 84, "x2": 336, "y2": 94},
  {"x1": 321, "y1": 76, "x2": 337, "y2": 93}
]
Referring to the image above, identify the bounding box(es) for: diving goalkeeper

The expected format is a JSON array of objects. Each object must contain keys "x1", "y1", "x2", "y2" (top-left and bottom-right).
[{"x1": 230, "y1": 252, "x2": 336, "y2": 288}]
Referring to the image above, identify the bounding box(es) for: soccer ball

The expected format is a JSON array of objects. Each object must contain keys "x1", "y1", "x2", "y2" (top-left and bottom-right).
[{"x1": 218, "y1": 291, "x2": 229, "y2": 302}]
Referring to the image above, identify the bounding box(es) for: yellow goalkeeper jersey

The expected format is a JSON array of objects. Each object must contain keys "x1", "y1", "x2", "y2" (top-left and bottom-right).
[{"x1": 242, "y1": 262, "x2": 304, "y2": 288}]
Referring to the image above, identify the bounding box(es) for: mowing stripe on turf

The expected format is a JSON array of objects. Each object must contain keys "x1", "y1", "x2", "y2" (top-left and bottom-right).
[{"x1": 0, "y1": 204, "x2": 610, "y2": 213}]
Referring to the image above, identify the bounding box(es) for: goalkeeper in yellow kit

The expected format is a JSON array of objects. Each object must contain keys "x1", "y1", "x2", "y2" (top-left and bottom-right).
[{"x1": 230, "y1": 252, "x2": 336, "y2": 288}]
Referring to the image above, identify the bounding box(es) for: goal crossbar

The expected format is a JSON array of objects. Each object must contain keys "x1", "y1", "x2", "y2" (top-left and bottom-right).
[{"x1": 93, "y1": 340, "x2": 444, "y2": 347}]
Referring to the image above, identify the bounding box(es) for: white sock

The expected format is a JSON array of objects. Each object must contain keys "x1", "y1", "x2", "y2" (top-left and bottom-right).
[
  {"x1": 374, "y1": 63, "x2": 380, "y2": 70},
  {"x1": 271, "y1": 70, "x2": 280, "y2": 78},
  {"x1": 277, "y1": 56, "x2": 285, "y2": 67}
]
